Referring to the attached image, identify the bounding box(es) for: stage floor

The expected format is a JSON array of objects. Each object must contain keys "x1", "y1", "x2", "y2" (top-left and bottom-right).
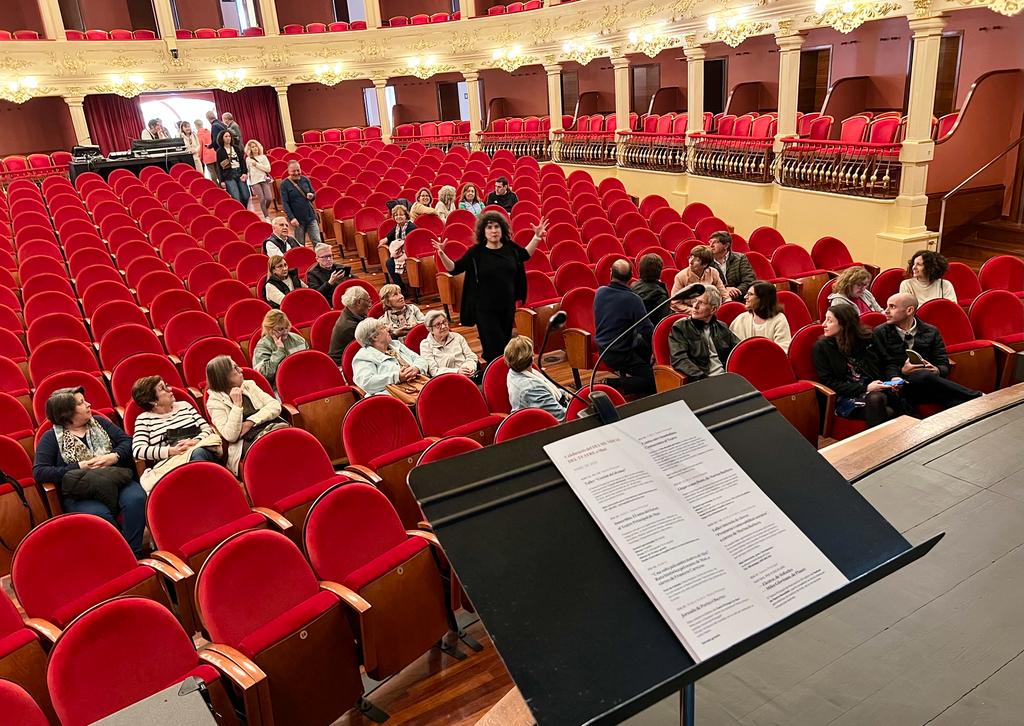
[{"x1": 627, "y1": 402, "x2": 1024, "y2": 725}]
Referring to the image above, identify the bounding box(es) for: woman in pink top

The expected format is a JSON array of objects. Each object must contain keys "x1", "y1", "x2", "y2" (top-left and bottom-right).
[
  {"x1": 195, "y1": 118, "x2": 218, "y2": 181},
  {"x1": 671, "y1": 244, "x2": 728, "y2": 312}
]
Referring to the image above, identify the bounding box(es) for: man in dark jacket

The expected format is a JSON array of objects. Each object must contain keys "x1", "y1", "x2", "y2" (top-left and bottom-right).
[
  {"x1": 306, "y1": 243, "x2": 351, "y2": 302},
  {"x1": 205, "y1": 109, "x2": 228, "y2": 182},
  {"x1": 667, "y1": 287, "x2": 739, "y2": 380},
  {"x1": 594, "y1": 259, "x2": 655, "y2": 396},
  {"x1": 280, "y1": 160, "x2": 322, "y2": 247},
  {"x1": 709, "y1": 231, "x2": 756, "y2": 300},
  {"x1": 264, "y1": 216, "x2": 303, "y2": 256},
  {"x1": 328, "y1": 286, "x2": 371, "y2": 364},
  {"x1": 631, "y1": 253, "x2": 670, "y2": 325},
  {"x1": 485, "y1": 176, "x2": 518, "y2": 214},
  {"x1": 873, "y1": 292, "x2": 981, "y2": 410}
]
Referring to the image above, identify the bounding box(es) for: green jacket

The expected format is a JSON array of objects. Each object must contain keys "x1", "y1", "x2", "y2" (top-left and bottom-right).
[{"x1": 251, "y1": 332, "x2": 308, "y2": 385}]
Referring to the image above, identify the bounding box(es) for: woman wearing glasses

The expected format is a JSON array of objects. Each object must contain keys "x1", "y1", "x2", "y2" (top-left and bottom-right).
[{"x1": 419, "y1": 310, "x2": 478, "y2": 379}]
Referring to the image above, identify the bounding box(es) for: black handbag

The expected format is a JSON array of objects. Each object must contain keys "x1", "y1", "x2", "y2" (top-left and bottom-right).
[{"x1": 0, "y1": 468, "x2": 35, "y2": 552}]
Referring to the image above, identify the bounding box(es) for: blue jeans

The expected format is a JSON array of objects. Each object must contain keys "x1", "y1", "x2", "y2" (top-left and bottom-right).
[
  {"x1": 63, "y1": 480, "x2": 147, "y2": 557},
  {"x1": 295, "y1": 218, "x2": 322, "y2": 247},
  {"x1": 188, "y1": 447, "x2": 220, "y2": 462},
  {"x1": 224, "y1": 177, "x2": 251, "y2": 208}
]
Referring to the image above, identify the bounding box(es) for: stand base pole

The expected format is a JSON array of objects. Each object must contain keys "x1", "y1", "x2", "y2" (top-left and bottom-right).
[{"x1": 680, "y1": 683, "x2": 694, "y2": 726}]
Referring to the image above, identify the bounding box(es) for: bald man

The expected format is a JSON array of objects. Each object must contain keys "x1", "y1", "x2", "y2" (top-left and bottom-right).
[
  {"x1": 872, "y1": 292, "x2": 981, "y2": 411},
  {"x1": 593, "y1": 259, "x2": 655, "y2": 396}
]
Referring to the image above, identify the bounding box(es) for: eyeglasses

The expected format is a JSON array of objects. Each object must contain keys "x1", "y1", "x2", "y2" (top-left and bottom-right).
[
  {"x1": 431, "y1": 320, "x2": 449, "y2": 330},
  {"x1": 316, "y1": 254, "x2": 333, "y2": 260}
]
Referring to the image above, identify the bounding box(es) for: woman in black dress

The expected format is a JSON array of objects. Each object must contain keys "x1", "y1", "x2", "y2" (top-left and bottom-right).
[{"x1": 433, "y1": 211, "x2": 548, "y2": 361}]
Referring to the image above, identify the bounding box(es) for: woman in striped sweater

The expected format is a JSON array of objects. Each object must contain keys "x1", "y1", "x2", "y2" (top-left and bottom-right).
[{"x1": 131, "y1": 376, "x2": 222, "y2": 490}]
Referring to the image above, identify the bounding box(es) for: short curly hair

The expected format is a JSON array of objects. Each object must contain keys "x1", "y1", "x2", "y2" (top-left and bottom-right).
[
  {"x1": 475, "y1": 210, "x2": 512, "y2": 246},
  {"x1": 907, "y1": 250, "x2": 949, "y2": 283}
]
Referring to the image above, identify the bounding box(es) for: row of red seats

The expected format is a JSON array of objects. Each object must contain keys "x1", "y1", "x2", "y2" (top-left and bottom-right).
[
  {"x1": 387, "y1": 12, "x2": 461, "y2": 25},
  {"x1": 393, "y1": 120, "x2": 472, "y2": 144},
  {"x1": 64, "y1": 28, "x2": 157, "y2": 40},
  {"x1": 297, "y1": 126, "x2": 383, "y2": 145},
  {"x1": 0, "y1": 153, "x2": 72, "y2": 183},
  {"x1": 0, "y1": 29, "x2": 42, "y2": 40},
  {"x1": 174, "y1": 27, "x2": 265, "y2": 39},
  {"x1": 486, "y1": 0, "x2": 543, "y2": 14},
  {"x1": 282, "y1": 20, "x2": 369, "y2": 33}
]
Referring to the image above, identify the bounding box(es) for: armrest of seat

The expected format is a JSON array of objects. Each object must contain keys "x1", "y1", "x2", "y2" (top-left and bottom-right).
[
  {"x1": 319, "y1": 580, "x2": 377, "y2": 676},
  {"x1": 563, "y1": 327, "x2": 591, "y2": 369},
  {"x1": 200, "y1": 643, "x2": 273, "y2": 726},
  {"x1": 140, "y1": 556, "x2": 191, "y2": 582},
  {"x1": 805, "y1": 381, "x2": 838, "y2": 438},
  {"x1": 147, "y1": 551, "x2": 198, "y2": 634},
  {"x1": 513, "y1": 307, "x2": 537, "y2": 339},
  {"x1": 147, "y1": 550, "x2": 194, "y2": 577},
  {"x1": 653, "y1": 364, "x2": 686, "y2": 393},
  {"x1": 24, "y1": 617, "x2": 61, "y2": 643},
  {"x1": 281, "y1": 402, "x2": 301, "y2": 424},
  {"x1": 989, "y1": 341, "x2": 1019, "y2": 389},
  {"x1": 40, "y1": 482, "x2": 62, "y2": 516},
  {"x1": 407, "y1": 529, "x2": 441, "y2": 547},
  {"x1": 252, "y1": 506, "x2": 293, "y2": 531},
  {"x1": 344, "y1": 464, "x2": 380, "y2": 484}
]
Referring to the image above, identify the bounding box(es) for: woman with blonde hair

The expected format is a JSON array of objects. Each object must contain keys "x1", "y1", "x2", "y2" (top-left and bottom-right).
[
  {"x1": 178, "y1": 120, "x2": 202, "y2": 172},
  {"x1": 827, "y1": 265, "x2": 881, "y2": 314},
  {"x1": 504, "y1": 336, "x2": 567, "y2": 420},
  {"x1": 459, "y1": 183, "x2": 484, "y2": 216},
  {"x1": 410, "y1": 187, "x2": 438, "y2": 221},
  {"x1": 251, "y1": 309, "x2": 308, "y2": 386},
  {"x1": 379, "y1": 282, "x2": 425, "y2": 339},
  {"x1": 262, "y1": 255, "x2": 304, "y2": 308},
  {"x1": 245, "y1": 139, "x2": 273, "y2": 221},
  {"x1": 435, "y1": 185, "x2": 457, "y2": 222}
]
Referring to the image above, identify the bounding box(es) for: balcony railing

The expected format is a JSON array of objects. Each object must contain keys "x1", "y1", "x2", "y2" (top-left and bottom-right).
[
  {"x1": 777, "y1": 138, "x2": 902, "y2": 199},
  {"x1": 477, "y1": 131, "x2": 551, "y2": 160},
  {"x1": 688, "y1": 133, "x2": 775, "y2": 183},
  {"x1": 617, "y1": 132, "x2": 688, "y2": 172},
  {"x1": 391, "y1": 133, "x2": 471, "y2": 151},
  {"x1": 551, "y1": 130, "x2": 617, "y2": 166}
]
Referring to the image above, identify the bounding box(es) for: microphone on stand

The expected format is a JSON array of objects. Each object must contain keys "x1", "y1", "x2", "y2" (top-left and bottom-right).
[
  {"x1": 585, "y1": 282, "x2": 707, "y2": 423},
  {"x1": 535, "y1": 310, "x2": 598, "y2": 415}
]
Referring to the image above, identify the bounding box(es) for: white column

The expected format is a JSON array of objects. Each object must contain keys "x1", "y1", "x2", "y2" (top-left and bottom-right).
[
  {"x1": 544, "y1": 63, "x2": 563, "y2": 137},
  {"x1": 461, "y1": 0, "x2": 476, "y2": 19},
  {"x1": 36, "y1": 0, "x2": 65, "y2": 40},
  {"x1": 465, "y1": 70, "x2": 483, "y2": 146},
  {"x1": 683, "y1": 39, "x2": 705, "y2": 134},
  {"x1": 774, "y1": 31, "x2": 805, "y2": 150},
  {"x1": 611, "y1": 56, "x2": 631, "y2": 133},
  {"x1": 364, "y1": 0, "x2": 382, "y2": 27},
  {"x1": 64, "y1": 96, "x2": 90, "y2": 145},
  {"x1": 274, "y1": 84, "x2": 297, "y2": 150},
  {"x1": 893, "y1": 14, "x2": 948, "y2": 230},
  {"x1": 257, "y1": 0, "x2": 280, "y2": 35},
  {"x1": 373, "y1": 78, "x2": 392, "y2": 142},
  {"x1": 151, "y1": 0, "x2": 177, "y2": 41}
]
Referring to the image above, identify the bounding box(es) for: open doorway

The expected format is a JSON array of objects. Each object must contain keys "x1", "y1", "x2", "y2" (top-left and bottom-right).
[
  {"x1": 703, "y1": 58, "x2": 727, "y2": 115},
  {"x1": 438, "y1": 81, "x2": 470, "y2": 121},
  {"x1": 139, "y1": 91, "x2": 217, "y2": 136},
  {"x1": 363, "y1": 86, "x2": 396, "y2": 127}
]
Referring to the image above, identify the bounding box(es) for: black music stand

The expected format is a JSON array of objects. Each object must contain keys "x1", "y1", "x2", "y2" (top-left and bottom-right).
[{"x1": 409, "y1": 374, "x2": 942, "y2": 725}]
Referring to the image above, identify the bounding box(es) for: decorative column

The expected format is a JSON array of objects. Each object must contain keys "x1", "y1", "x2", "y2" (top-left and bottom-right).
[
  {"x1": 151, "y1": 0, "x2": 177, "y2": 41},
  {"x1": 611, "y1": 55, "x2": 631, "y2": 133},
  {"x1": 373, "y1": 78, "x2": 392, "y2": 142},
  {"x1": 774, "y1": 28, "x2": 805, "y2": 150},
  {"x1": 892, "y1": 14, "x2": 948, "y2": 235},
  {"x1": 257, "y1": 0, "x2": 280, "y2": 35},
  {"x1": 64, "y1": 96, "x2": 90, "y2": 145},
  {"x1": 464, "y1": 70, "x2": 483, "y2": 148},
  {"x1": 544, "y1": 63, "x2": 563, "y2": 137},
  {"x1": 461, "y1": 0, "x2": 476, "y2": 19},
  {"x1": 274, "y1": 84, "x2": 297, "y2": 150},
  {"x1": 683, "y1": 36, "x2": 705, "y2": 134},
  {"x1": 364, "y1": 0, "x2": 382, "y2": 28},
  {"x1": 36, "y1": 0, "x2": 65, "y2": 40},
  {"x1": 545, "y1": 0, "x2": 562, "y2": 6}
]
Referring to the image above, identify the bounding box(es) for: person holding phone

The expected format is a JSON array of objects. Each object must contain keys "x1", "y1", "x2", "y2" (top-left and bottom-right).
[{"x1": 872, "y1": 293, "x2": 982, "y2": 412}]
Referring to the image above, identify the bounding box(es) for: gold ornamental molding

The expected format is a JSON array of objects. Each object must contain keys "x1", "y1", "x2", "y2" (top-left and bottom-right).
[
  {"x1": 705, "y1": 17, "x2": 772, "y2": 46},
  {"x1": 490, "y1": 47, "x2": 537, "y2": 72},
  {"x1": 298, "y1": 63, "x2": 364, "y2": 86},
  {"x1": 561, "y1": 39, "x2": 606, "y2": 65},
  {"x1": 806, "y1": 0, "x2": 903, "y2": 32},
  {"x1": 92, "y1": 73, "x2": 161, "y2": 97},
  {"x1": 0, "y1": 77, "x2": 52, "y2": 103},
  {"x1": 401, "y1": 56, "x2": 456, "y2": 79},
  {"x1": 627, "y1": 26, "x2": 682, "y2": 56},
  {"x1": 956, "y1": 0, "x2": 1022, "y2": 14}
]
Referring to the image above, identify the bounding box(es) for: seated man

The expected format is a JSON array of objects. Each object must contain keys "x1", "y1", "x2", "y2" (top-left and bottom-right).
[
  {"x1": 708, "y1": 231, "x2": 755, "y2": 301},
  {"x1": 594, "y1": 259, "x2": 655, "y2": 396},
  {"x1": 305, "y1": 243, "x2": 351, "y2": 302},
  {"x1": 631, "y1": 253, "x2": 669, "y2": 325},
  {"x1": 667, "y1": 287, "x2": 739, "y2": 381},
  {"x1": 263, "y1": 215, "x2": 302, "y2": 256},
  {"x1": 485, "y1": 176, "x2": 518, "y2": 214},
  {"x1": 873, "y1": 292, "x2": 982, "y2": 411},
  {"x1": 328, "y1": 286, "x2": 371, "y2": 364}
]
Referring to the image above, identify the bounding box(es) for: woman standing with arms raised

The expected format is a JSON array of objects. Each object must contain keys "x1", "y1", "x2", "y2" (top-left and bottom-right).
[{"x1": 433, "y1": 211, "x2": 548, "y2": 362}]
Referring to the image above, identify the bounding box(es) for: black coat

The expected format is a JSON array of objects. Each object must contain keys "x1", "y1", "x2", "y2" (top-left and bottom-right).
[
  {"x1": 667, "y1": 316, "x2": 739, "y2": 380},
  {"x1": 449, "y1": 242, "x2": 529, "y2": 327},
  {"x1": 216, "y1": 143, "x2": 246, "y2": 181},
  {"x1": 263, "y1": 268, "x2": 304, "y2": 308},
  {"x1": 812, "y1": 336, "x2": 883, "y2": 398},
  {"x1": 872, "y1": 320, "x2": 951, "y2": 379}
]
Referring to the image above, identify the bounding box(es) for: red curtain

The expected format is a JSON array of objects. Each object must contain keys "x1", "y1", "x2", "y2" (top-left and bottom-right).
[
  {"x1": 82, "y1": 94, "x2": 144, "y2": 155},
  {"x1": 213, "y1": 87, "x2": 285, "y2": 149}
]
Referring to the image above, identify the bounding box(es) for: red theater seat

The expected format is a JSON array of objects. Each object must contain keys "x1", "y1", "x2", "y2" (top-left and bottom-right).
[
  {"x1": 918, "y1": 298, "x2": 1012, "y2": 393},
  {"x1": 276, "y1": 350, "x2": 359, "y2": 465},
  {"x1": 417, "y1": 373, "x2": 505, "y2": 444},
  {"x1": 494, "y1": 407, "x2": 560, "y2": 442}
]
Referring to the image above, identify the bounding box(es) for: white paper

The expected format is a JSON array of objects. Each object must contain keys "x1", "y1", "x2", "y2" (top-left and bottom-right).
[{"x1": 544, "y1": 399, "x2": 847, "y2": 662}]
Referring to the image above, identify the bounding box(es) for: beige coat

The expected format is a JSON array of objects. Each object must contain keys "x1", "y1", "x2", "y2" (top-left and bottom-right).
[{"x1": 206, "y1": 380, "x2": 282, "y2": 474}]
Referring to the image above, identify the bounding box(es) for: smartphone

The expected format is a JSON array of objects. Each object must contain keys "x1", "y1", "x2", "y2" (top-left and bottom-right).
[
  {"x1": 906, "y1": 349, "x2": 926, "y2": 365},
  {"x1": 882, "y1": 378, "x2": 905, "y2": 387}
]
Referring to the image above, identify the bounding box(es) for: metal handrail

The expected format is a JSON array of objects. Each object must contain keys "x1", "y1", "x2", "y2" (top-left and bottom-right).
[{"x1": 936, "y1": 134, "x2": 1024, "y2": 252}]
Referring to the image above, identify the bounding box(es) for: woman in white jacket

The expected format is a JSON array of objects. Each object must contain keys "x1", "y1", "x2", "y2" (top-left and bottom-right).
[
  {"x1": 178, "y1": 121, "x2": 202, "y2": 172},
  {"x1": 244, "y1": 139, "x2": 274, "y2": 221},
  {"x1": 204, "y1": 355, "x2": 286, "y2": 474}
]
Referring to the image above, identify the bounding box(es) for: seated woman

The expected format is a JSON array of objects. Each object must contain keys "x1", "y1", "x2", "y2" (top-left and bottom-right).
[
  {"x1": 813, "y1": 305, "x2": 902, "y2": 430},
  {"x1": 459, "y1": 183, "x2": 484, "y2": 216},
  {"x1": 671, "y1": 245, "x2": 728, "y2": 312},
  {"x1": 384, "y1": 200, "x2": 414, "y2": 295},
  {"x1": 352, "y1": 317, "x2": 429, "y2": 395},
  {"x1": 205, "y1": 355, "x2": 287, "y2": 476},
  {"x1": 434, "y1": 185, "x2": 457, "y2": 222},
  {"x1": 730, "y1": 281, "x2": 792, "y2": 352},
  {"x1": 251, "y1": 309, "x2": 308, "y2": 387},
  {"x1": 33, "y1": 387, "x2": 147, "y2": 557},
  {"x1": 900, "y1": 249, "x2": 957, "y2": 304},
  {"x1": 504, "y1": 336, "x2": 568, "y2": 421},
  {"x1": 410, "y1": 187, "x2": 438, "y2": 221},
  {"x1": 379, "y1": 283, "x2": 425, "y2": 339},
  {"x1": 263, "y1": 254, "x2": 304, "y2": 309},
  {"x1": 131, "y1": 376, "x2": 222, "y2": 492},
  {"x1": 420, "y1": 309, "x2": 478, "y2": 378},
  {"x1": 827, "y1": 266, "x2": 882, "y2": 313}
]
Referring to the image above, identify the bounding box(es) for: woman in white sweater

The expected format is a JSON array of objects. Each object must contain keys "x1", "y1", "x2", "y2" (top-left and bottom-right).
[
  {"x1": 204, "y1": 355, "x2": 286, "y2": 474},
  {"x1": 245, "y1": 139, "x2": 274, "y2": 221},
  {"x1": 730, "y1": 281, "x2": 792, "y2": 352},
  {"x1": 419, "y1": 310, "x2": 478, "y2": 378},
  {"x1": 899, "y1": 250, "x2": 957, "y2": 304}
]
